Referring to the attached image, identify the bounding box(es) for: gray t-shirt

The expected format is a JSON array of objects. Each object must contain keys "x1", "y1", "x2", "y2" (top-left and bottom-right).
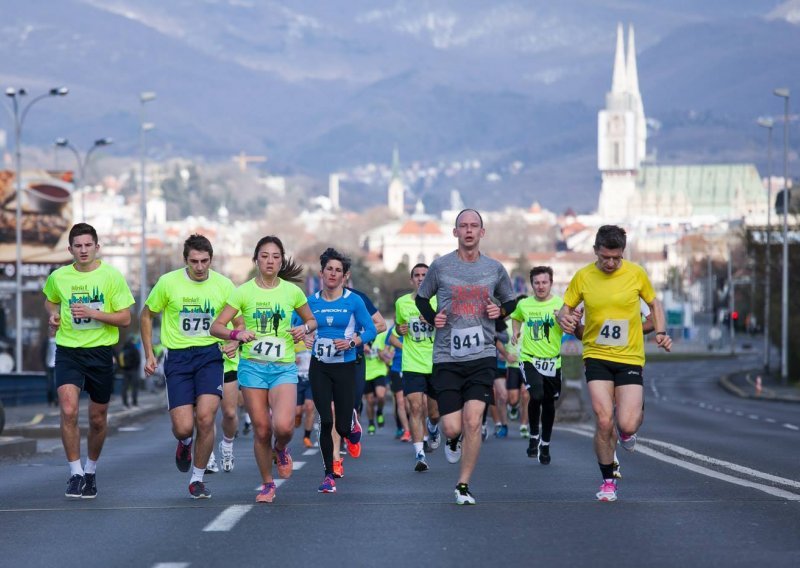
[{"x1": 418, "y1": 250, "x2": 515, "y2": 364}]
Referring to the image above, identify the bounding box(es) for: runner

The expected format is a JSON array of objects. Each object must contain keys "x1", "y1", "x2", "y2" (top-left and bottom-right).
[
  {"x1": 306, "y1": 248, "x2": 377, "y2": 493},
  {"x1": 141, "y1": 234, "x2": 235, "y2": 499},
  {"x1": 363, "y1": 329, "x2": 390, "y2": 434},
  {"x1": 415, "y1": 209, "x2": 516, "y2": 504},
  {"x1": 491, "y1": 327, "x2": 511, "y2": 438},
  {"x1": 292, "y1": 312, "x2": 315, "y2": 448},
  {"x1": 504, "y1": 299, "x2": 529, "y2": 438},
  {"x1": 219, "y1": 341, "x2": 240, "y2": 471},
  {"x1": 556, "y1": 225, "x2": 672, "y2": 502},
  {"x1": 511, "y1": 267, "x2": 564, "y2": 465},
  {"x1": 44, "y1": 223, "x2": 135, "y2": 499},
  {"x1": 210, "y1": 235, "x2": 315, "y2": 503},
  {"x1": 386, "y1": 326, "x2": 411, "y2": 441}
]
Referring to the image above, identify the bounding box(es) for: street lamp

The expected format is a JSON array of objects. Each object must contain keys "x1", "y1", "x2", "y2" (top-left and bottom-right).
[
  {"x1": 139, "y1": 91, "x2": 156, "y2": 312},
  {"x1": 757, "y1": 117, "x2": 774, "y2": 373},
  {"x1": 54, "y1": 137, "x2": 113, "y2": 222},
  {"x1": 773, "y1": 88, "x2": 790, "y2": 384},
  {"x1": 3, "y1": 86, "x2": 69, "y2": 373}
]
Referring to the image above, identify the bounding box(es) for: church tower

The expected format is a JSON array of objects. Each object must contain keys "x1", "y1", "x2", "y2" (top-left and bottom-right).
[
  {"x1": 387, "y1": 145, "x2": 405, "y2": 217},
  {"x1": 597, "y1": 23, "x2": 647, "y2": 219}
]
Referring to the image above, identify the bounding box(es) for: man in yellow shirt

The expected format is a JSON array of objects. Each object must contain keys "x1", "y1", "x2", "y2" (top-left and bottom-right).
[{"x1": 557, "y1": 225, "x2": 672, "y2": 502}]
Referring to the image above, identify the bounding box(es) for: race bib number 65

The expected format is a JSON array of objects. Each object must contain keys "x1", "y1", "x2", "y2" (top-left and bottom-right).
[
  {"x1": 595, "y1": 319, "x2": 629, "y2": 347},
  {"x1": 450, "y1": 325, "x2": 483, "y2": 358},
  {"x1": 72, "y1": 301, "x2": 103, "y2": 330}
]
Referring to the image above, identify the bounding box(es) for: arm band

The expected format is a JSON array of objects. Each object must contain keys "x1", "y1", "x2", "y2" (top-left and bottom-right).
[
  {"x1": 414, "y1": 295, "x2": 438, "y2": 326},
  {"x1": 230, "y1": 329, "x2": 240, "y2": 341}
]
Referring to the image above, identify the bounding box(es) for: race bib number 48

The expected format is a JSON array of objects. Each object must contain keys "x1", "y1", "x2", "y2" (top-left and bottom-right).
[
  {"x1": 450, "y1": 325, "x2": 484, "y2": 358},
  {"x1": 249, "y1": 336, "x2": 286, "y2": 362},
  {"x1": 314, "y1": 337, "x2": 344, "y2": 364},
  {"x1": 179, "y1": 312, "x2": 212, "y2": 337},
  {"x1": 72, "y1": 302, "x2": 104, "y2": 330},
  {"x1": 595, "y1": 319, "x2": 629, "y2": 347}
]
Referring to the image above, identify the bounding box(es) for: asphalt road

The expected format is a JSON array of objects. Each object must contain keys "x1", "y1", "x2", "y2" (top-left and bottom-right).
[{"x1": 1, "y1": 351, "x2": 798, "y2": 568}]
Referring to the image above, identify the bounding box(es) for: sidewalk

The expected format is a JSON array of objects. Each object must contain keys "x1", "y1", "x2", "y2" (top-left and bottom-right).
[
  {"x1": 719, "y1": 371, "x2": 800, "y2": 403},
  {"x1": 0, "y1": 389, "x2": 167, "y2": 457}
]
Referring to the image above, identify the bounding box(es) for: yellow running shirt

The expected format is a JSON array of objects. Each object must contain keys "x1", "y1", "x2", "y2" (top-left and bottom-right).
[
  {"x1": 43, "y1": 261, "x2": 135, "y2": 348},
  {"x1": 145, "y1": 269, "x2": 235, "y2": 350},
  {"x1": 563, "y1": 260, "x2": 655, "y2": 366},
  {"x1": 226, "y1": 278, "x2": 308, "y2": 364}
]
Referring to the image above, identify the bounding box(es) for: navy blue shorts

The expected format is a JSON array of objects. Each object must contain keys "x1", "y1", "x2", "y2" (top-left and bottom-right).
[
  {"x1": 55, "y1": 345, "x2": 115, "y2": 404},
  {"x1": 364, "y1": 376, "x2": 387, "y2": 395},
  {"x1": 506, "y1": 367, "x2": 524, "y2": 390},
  {"x1": 164, "y1": 344, "x2": 223, "y2": 410},
  {"x1": 297, "y1": 377, "x2": 313, "y2": 405},
  {"x1": 389, "y1": 370, "x2": 403, "y2": 393},
  {"x1": 403, "y1": 371, "x2": 434, "y2": 397}
]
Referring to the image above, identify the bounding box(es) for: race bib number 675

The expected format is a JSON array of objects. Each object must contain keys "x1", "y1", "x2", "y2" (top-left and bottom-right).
[{"x1": 450, "y1": 325, "x2": 484, "y2": 358}]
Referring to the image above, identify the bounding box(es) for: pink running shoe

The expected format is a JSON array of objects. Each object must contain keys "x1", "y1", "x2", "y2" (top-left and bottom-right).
[
  {"x1": 256, "y1": 481, "x2": 276, "y2": 503},
  {"x1": 619, "y1": 432, "x2": 637, "y2": 452},
  {"x1": 274, "y1": 446, "x2": 293, "y2": 479},
  {"x1": 596, "y1": 480, "x2": 618, "y2": 502}
]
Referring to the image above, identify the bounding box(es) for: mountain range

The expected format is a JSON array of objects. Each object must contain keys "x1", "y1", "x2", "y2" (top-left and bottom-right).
[{"x1": 1, "y1": 0, "x2": 798, "y2": 213}]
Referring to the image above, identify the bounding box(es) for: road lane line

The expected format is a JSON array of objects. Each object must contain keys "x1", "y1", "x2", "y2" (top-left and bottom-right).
[
  {"x1": 302, "y1": 449, "x2": 318, "y2": 456},
  {"x1": 293, "y1": 461, "x2": 305, "y2": 470},
  {"x1": 765, "y1": 418, "x2": 776, "y2": 423},
  {"x1": 784, "y1": 424, "x2": 799, "y2": 431},
  {"x1": 202, "y1": 505, "x2": 252, "y2": 532},
  {"x1": 153, "y1": 564, "x2": 190, "y2": 568},
  {"x1": 747, "y1": 415, "x2": 759, "y2": 420}
]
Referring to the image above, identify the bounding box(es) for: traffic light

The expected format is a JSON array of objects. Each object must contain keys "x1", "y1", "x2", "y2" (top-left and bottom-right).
[{"x1": 731, "y1": 311, "x2": 739, "y2": 321}]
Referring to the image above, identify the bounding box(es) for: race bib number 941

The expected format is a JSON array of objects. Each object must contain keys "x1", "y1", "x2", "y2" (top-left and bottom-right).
[
  {"x1": 249, "y1": 336, "x2": 286, "y2": 362},
  {"x1": 179, "y1": 312, "x2": 211, "y2": 337},
  {"x1": 595, "y1": 319, "x2": 629, "y2": 347},
  {"x1": 450, "y1": 325, "x2": 484, "y2": 358}
]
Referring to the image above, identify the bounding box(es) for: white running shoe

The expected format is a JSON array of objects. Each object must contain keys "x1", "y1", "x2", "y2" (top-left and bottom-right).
[
  {"x1": 220, "y1": 442, "x2": 234, "y2": 472},
  {"x1": 205, "y1": 451, "x2": 219, "y2": 474},
  {"x1": 619, "y1": 432, "x2": 637, "y2": 452},
  {"x1": 520, "y1": 425, "x2": 530, "y2": 439},
  {"x1": 612, "y1": 451, "x2": 622, "y2": 480},
  {"x1": 455, "y1": 483, "x2": 476, "y2": 505},
  {"x1": 596, "y1": 480, "x2": 617, "y2": 502},
  {"x1": 444, "y1": 437, "x2": 462, "y2": 464},
  {"x1": 426, "y1": 419, "x2": 441, "y2": 451}
]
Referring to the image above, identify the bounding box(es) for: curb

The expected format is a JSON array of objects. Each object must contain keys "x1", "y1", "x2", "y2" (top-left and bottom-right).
[
  {"x1": 718, "y1": 372, "x2": 800, "y2": 403},
  {"x1": 0, "y1": 436, "x2": 37, "y2": 457}
]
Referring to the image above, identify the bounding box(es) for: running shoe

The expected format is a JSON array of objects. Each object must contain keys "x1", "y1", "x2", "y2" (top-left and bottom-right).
[
  {"x1": 368, "y1": 424, "x2": 376, "y2": 435},
  {"x1": 444, "y1": 437, "x2": 462, "y2": 464},
  {"x1": 303, "y1": 436, "x2": 313, "y2": 448},
  {"x1": 175, "y1": 440, "x2": 192, "y2": 473},
  {"x1": 495, "y1": 424, "x2": 508, "y2": 439},
  {"x1": 613, "y1": 456, "x2": 623, "y2": 480},
  {"x1": 619, "y1": 432, "x2": 637, "y2": 452},
  {"x1": 332, "y1": 458, "x2": 344, "y2": 479},
  {"x1": 242, "y1": 420, "x2": 252, "y2": 436},
  {"x1": 400, "y1": 430, "x2": 411, "y2": 442},
  {"x1": 454, "y1": 483, "x2": 476, "y2": 505},
  {"x1": 348, "y1": 411, "x2": 362, "y2": 444},
  {"x1": 256, "y1": 481, "x2": 276, "y2": 503},
  {"x1": 81, "y1": 473, "x2": 97, "y2": 499},
  {"x1": 538, "y1": 444, "x2": 551, "y2": 465},
  {"x1": 520, "y1": 425, "x2": 530, "y2": 439},
  {"x1": 395, "y1": 428, "x2": 404, "y2": 439},
  {"x1": 318, "y1": 474, "x2": 336, "y2": 493},
  {"x1": 481, "y1": 424, "x2": 488, "y2": 441},
  {"x1": 414, "y1": 452, "x2": 429, "y2": 472},
  {"x1": 189, "y1": 481, "x2": 211, "y2": 499},
  {"x1": 345, "y1": 438, "x2": 362, "y2": 459},
  {"x1": 526, "y1": 440, "x2": 539, "y2": 459},
  {"x1": 426, "y1": 420, "x2": 441, "y2": 451},
  {"x1": 596, "y1": 480, "x2": 617, "y2": 502},
  {"x1": 220, "y1": 442, "x2": 234, "y2": 472},
  {"x1": 205, "y1": 451, "x2": 219, "y2": 474},
  {"x1": 377, "y1": 412, "x2": 385, "y2": 427},
  {"x1": 65, "y1": 474, "x2": 84, "y2": 498},
  {"x1": 508, "y1": 404, "x2": 520, "y2": 421},
  {"x1": 274, "y1": 446, "x2": 293, "y2": 479}
]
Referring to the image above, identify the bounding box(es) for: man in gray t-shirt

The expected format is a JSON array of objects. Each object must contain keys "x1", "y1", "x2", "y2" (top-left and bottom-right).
[{"x1": 415, "y1": 209, "x2": 516, "y2": 505}]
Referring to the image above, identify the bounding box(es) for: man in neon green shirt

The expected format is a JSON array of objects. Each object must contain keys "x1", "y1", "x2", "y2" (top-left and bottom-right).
[
  {"x1": 392, "y1": 263, "x2": 440, "y2": 472},
  {"x1": 43, "y1": 223, "x2": 135, "y2": 499},
  {"x1": 364, "y1": 330, "x2": 390, "y2": 434},
  {"x1": 141, "y1": 234, "x2": 237, "y2": 499},
  {"x1": 511, "y1": 267, "x2": 564, "y2": 465}
]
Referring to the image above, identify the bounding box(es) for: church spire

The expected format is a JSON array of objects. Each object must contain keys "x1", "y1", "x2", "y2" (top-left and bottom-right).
[
  {"x1": 611, "y1": 22, "x2": 627, "y2": 93},
  {"x1": 391, "y1": 144, "x2": 401, "y2": 180},
  {"x1": 626, "y1": 24, "x2": 640, "y2": 96}
]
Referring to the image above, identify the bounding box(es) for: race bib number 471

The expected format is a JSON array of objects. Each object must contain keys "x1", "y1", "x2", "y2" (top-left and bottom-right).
[
  {"x1": 249, "y1": 336, "x2": 286, "y2": 362},
  {"x1": 450, "y1": 325, "x2": 484, "y2": 358},
  {"x1": 595, "y1": 319, "x2": 629, "y2": 347}
]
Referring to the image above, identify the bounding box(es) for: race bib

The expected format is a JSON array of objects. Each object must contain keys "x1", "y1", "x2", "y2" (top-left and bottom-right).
[
  {"x1": 249, "y1": 336, "x2": 286, "y2": 362},
  {"x1": 179, "y1": 312, "x2": 212, "y2": 337},
  {"x1": 409, "y1": 316, "x2": 435, "y2": 342},
  {"x1": 314, "y1": 337, "x2": 344, "y2": 364},
  {"x1": 532, "y1": 357, "x2": 557, "y2": 377},
  {"x1": 595, "y1": 319, "x2": 629, "y2": 347},
  {"x1": 72, "y1": 302, "x2": 103, "y2": 330},
  {"x1": 450, "y1": 325, "x2": 484, "y2": 358}
]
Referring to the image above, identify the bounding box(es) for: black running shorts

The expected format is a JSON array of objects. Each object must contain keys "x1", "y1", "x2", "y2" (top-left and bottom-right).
[
  {"x1": 584, "y1": 357, "x2": 643, "y2": 386},
  {"x1": 432, "y1": 357, "x2": 495, "y2": 416},
  {"x1": 55, "y1": 345, "x2": 115, "y2": 404}
]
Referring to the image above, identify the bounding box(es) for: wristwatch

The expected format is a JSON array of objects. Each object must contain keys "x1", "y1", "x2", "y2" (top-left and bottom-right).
[{"x1": 348, "y1": 338, "x2": 357, "y2": 349}]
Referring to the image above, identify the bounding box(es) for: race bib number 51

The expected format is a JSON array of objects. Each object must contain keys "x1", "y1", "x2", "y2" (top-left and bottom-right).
[
  {"x1": 595, "y1": 319, "x2": 629, "y2": 347},
  {"x1": 450, "y1": 325, "x2": 484, "y2": 358},
  {"x1": 249, "y1": 336, "x2": 286, "y2": 362}
]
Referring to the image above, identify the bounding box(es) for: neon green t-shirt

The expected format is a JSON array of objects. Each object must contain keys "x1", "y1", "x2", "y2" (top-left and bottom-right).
[
  {"x1": 226, "y1": 278, "x2": 307, "y2": 364},
  {"x1": 365, "y1": 330, "x2": 389, "y2": 381},
  {"x1": 510, "y1": 295, "x2": 564, "y2": 368},
  {"x1": 43, "y1": 261, "x2": 135, "y2": 348},
  {"x1": 145, "y1": 268, "x2": 235, "y2": 350},
  {"x1": 505, "y1": 320, "x2": 521, "y2": 369},
  {"x1": 394, "y1": 293, "x2": 437, "y2": 374}
]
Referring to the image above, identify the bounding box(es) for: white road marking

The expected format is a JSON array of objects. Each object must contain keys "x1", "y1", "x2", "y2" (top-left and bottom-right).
[
  {"x1": 784, "y1": 424, "x2": 799, "y2": 431},
  {"x1": 748, "y1": 415, "x2": 760, "y2": 420},
  {"x1": 293, "y1": 461, "x2": 305, "y2": 470},
  {"x1": 254, "y1": 479, "x2": 286, "y2": 491},
  {"x1": 765, "y1": 418, "x2": 777, "y2": 424},
  {"x1": 118, "y1": 426, "x2": 144, "y2": 432},
  {"x1": 153, "y1": 564, "x2": 190, "y2": 568},
  {"x1": 302, "y1": 449, "x2": 318, "y2": 456},
  {"x1": 202, "y1": 505, "x2": 253, "y2": 532},
  {"x1": 561, "y1": 427, "x2": 800, "y2": 500}
]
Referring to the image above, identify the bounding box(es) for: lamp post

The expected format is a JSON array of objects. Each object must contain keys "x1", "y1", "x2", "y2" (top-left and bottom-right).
[
  {"x1": 54, "y1": 137, "x2": 113, "y2": 222},
  {"x1": 3, "y1": 86, "x2": 69, "y2": 373},
  {"x1": 757, "y1": 117, "x2": 774, "y2": 374},
  {"x1": 773, "y1": 88, "x2": 790, "y2": 384},
  {"x1": 139, "y1": 91, "x2": 156, "y2": 312}
]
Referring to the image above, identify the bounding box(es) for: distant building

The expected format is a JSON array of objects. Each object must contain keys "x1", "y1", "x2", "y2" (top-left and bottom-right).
[{"x1": 387, "y1": 146, "x2": 405, "y2": 218}]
